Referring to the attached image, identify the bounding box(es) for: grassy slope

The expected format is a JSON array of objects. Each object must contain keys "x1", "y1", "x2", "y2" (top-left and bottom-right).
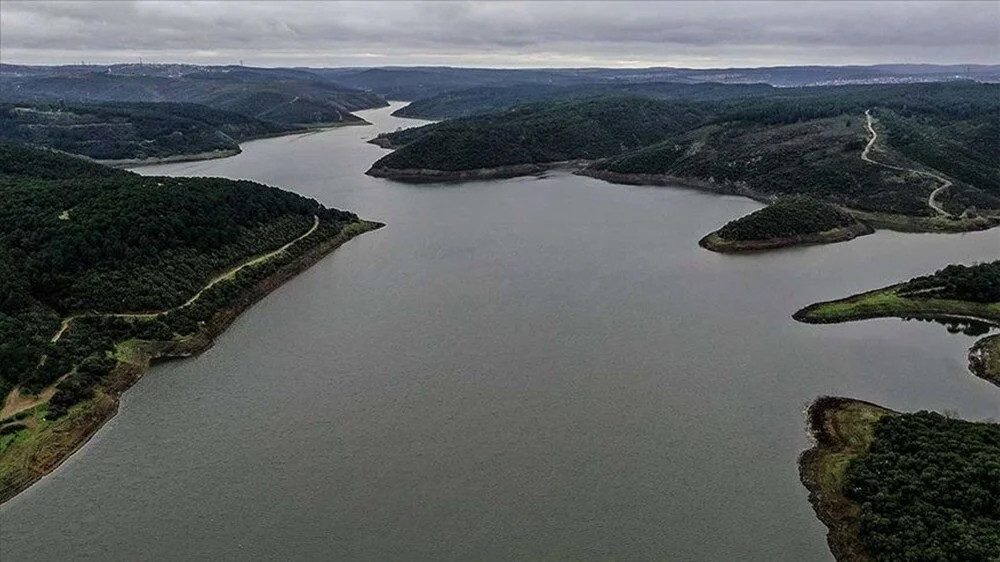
[{"x1": 800, "y1": 397, "x2": 893, "y2": 562}]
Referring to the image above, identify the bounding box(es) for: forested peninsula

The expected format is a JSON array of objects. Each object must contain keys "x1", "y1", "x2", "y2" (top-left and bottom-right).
[
  {"x1": 368, "y1": 83, "x2": 1000, "y2": 248},
  {"x1": 0, "y1": 143, "x2": 381, "y2": 502}
]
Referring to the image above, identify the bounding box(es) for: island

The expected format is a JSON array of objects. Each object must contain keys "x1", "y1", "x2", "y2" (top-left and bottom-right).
[
  {"x1": 367, "y1": 83, "x2": 1000, "y2": 247},
  {"x1": 0, "y1": 143, "x2": 382, "y2": 503},
  {"x1": 698, "y1": 196, "x2": 873, "y2": 252},
  {"x1": 793, "y1": 260, "x2": 1000, "y2": 384},
  {"x1": 800, "y1": 396, "x2": 999, "y2": 561}
]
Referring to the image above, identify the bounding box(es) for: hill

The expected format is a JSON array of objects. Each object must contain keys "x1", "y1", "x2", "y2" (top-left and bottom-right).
[
  {"x1": 0, "y1": 101, "x2": 298, "y2": 162},
  {"x1": 0, "y1": 64, "x2": 387, "y2": 127},
  {"x1": 368, "y1": 95, "x2": 713, "y2": 180},
  {"x1": 699, "y1": 197, "x2": 873, "y2": 252},
  {"x1": 392, "y1": 81, "x2": 776, "y2": 119},
  {"x1": 371, "y1": 83, "x2": 1000, "y2": 234},
  {"x1": 0, "y1": 142, "x2": 381, "y2": 501}
]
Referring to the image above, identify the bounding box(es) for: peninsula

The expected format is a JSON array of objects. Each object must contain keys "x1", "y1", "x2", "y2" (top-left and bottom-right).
[
  {"x1": 794, "y1": 260, "x2": 1000, "y2": 383},
  {"x1": 0, "y1": 143, "x2": 382, "y2": 502}
]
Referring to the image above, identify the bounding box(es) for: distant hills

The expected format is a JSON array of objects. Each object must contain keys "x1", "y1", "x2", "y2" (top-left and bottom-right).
[
  {"x1": 321, "y1": 64, "x2": 1000, "y2": 100},
  {"x1": 0, "y1": 101, "x2": 300, "y2": 163},
  {"x1": 0, "y1": 64, "x2": 388, "y2": 127}
]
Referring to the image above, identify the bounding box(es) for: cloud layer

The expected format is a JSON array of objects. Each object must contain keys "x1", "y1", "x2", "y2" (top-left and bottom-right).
[{"x1": 2, "y1": 1, "x2": 998, "y2": 67}]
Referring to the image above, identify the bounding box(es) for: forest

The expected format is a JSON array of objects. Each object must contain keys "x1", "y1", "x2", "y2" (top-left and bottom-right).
[
  {"x1": 714, "y1": 197, "x2": 859, "y2": 241},
  {"x1": 0, "y1": 65, "x2": 386, "y2": 127},
  {"x1": 371, "y1": 83, "x2": 1000, "y2": 220},
  {"x1": 896, "y1": 261, "x2": 1000, "y2": 303},
  {"x1": 845, "y1": 412, "x2": 1000, "y2": 561},
  {"x1": 0, "y1": 101, "x2": 296, "y2": 161},
  {"x1": 0, "y1": 142, "x2": 360, "y2": 411}
]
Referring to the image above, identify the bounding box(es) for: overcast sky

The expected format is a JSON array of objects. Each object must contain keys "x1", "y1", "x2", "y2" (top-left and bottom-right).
[{"x1": 1, "y1": 1, "x2": 997, "y2": 68}]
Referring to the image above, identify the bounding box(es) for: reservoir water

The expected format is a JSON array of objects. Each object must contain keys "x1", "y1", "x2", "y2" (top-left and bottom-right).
[{"x1": 2, "y1": 102, "x2": 997, "y2": 560}]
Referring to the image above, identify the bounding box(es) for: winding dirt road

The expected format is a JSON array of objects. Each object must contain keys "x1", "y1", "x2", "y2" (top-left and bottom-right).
[
  {"x1": 50, "y1": 215, "x2": 320, "y2": 344},
  {"x1": 862, "y1": 109, "x2": 951, "y2": 217}
]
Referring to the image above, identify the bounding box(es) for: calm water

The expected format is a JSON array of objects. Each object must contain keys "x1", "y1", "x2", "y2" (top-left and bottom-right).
[{"x1": 2, "y1": 103, "x2": 998, "y2": 561}]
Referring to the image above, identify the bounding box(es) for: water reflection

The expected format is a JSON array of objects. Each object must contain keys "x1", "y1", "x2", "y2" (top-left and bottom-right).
[{"x1": 901, "y1": 315, "x2": 997, "y2": 337}]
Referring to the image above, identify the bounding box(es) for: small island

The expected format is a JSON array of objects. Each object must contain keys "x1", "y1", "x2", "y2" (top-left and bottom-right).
[
  {"x1": 0, "y1": 144, "x2": 382, "y2": 503},
  {"x1": 793, "y1": 260, "x2": 1000, "y2": 383},
  {"x1": 800, "y1": 396, "x2": 1000, "y2": 562},
  {"x1": 699, "y1": 196, "x2": 874, "y2": 252}
]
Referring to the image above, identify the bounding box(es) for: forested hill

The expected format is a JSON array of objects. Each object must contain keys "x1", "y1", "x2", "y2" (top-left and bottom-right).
[
  {"x1": 370, "y1": 95, "x2": 713, "y2": 172},
  {"x1": 0, "y1": 142, "x2": 362, "y2": 406},
  {"x1": 0, "y1": 65, "x2": 387, "y2": 127},
  {"x1": 0, "y1": 102, "x2": 297, "y2": 162},
  {"x1": 392, "y1": 82, "x2": 776, "y2": 119},
  {"x1": 371, "y1": 83, "x2": 1000, "y2": 222}
]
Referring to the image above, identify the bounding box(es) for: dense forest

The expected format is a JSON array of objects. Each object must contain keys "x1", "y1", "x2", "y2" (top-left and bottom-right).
[
  {"x1": 845, "y1": 412, "x2": 1000, "y2": 561},
  {"x1": 371, "y1": 95, "x2": 714, "y2": 171},
  {"x1": 0, "y1": 142, "x2": 361, "y2": 411},
  {"x1": 371, "y1": 83, "x2": 999, "y2": 220},
  {"x1": 0, "y1": 101, "x2": 296, "y2": 161},
  {"x1": 714, "y1": 197, "x2": 859, "y2": 241},
  {"x1": 896, "y1": 261, "x2": 1000, "y2": 303},
  {"x1": 0, "y1": 65, "x2": 386, "y2": 127}
]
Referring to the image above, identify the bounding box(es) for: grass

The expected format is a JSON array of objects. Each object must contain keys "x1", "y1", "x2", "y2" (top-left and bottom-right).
[
  {"x1": 799, "y1": 398, "x2": 894, "y2": 562},
  {"x1": 795, "y1": 287, "x2": 1000, "y2": 324}
]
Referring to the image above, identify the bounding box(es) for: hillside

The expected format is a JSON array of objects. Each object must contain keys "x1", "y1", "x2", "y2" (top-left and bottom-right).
[
  {"x1": 0, "y1": 101, "x2": 298, "y2": 162},
  {"x1": 0, "y1": 64, "x2": 387, "y2": 127},
  {"x1": 0, "y1": 142, "x2": 374, "y2": 406},
  {"x1": 0, "y1": 142, "x2": 382, "y2": 500},
  {"x1": 368, "y1": 95, "x2": 713, "y2": 179},
  {"x1": 372, "y1": 83, "x2": 1000, "y2": 233},
  {"x1": 392, "y1": 81, "x2": 775, "y2": 119},
  {"x1": 699, "y1": 197, "x2": 873, "y2": 252}
]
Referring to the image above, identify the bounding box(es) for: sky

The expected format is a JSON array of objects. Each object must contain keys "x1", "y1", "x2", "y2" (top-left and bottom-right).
[{"x1": 1, "y1": 0, "x2": 998, "y2": 68}]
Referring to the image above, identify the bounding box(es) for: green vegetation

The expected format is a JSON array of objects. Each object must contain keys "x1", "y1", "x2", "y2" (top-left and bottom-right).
[
  {"x1": 1, "y1": 65, "x2": 386, "y2": 127},
  {"x1": 1, "y1": 101, "x2": 297, "y2": 161},
  {"x1": 393, "y1": 81, "x2": 775, "y2": 119},
  {"x1": 0, "y1": 142, "x2": 364, "y2": 408},
  {"x1": 794, "y1": 260, "x2": 1000, "y2": 384},
  {"x1": 700, "y1": 196, "x2": 872, "y2": 252},
  {"x1": 845, "y1": 411, "x2": 1000, "y2": 561},
  {"x1": 800, "y1": 397, "x2": 1000, "y2": 562},
  {"x1": 370, "y1": 95, "x2": 712, "y2": 172},
  {"x1": 371, "y1": 83, "x2": 1000, "y2": 231}
]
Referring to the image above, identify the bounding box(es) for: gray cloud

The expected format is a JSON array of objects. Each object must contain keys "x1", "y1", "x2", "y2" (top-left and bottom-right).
[{"x1": 1, "y1": 1, "x2": 997, "y2": 67}]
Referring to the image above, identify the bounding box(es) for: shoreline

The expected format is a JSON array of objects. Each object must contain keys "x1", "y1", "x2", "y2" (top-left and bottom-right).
[
  {"x1": 366, "y1": 159, "x2": 591, "y2": 182},
  {"x1": 798, "y1": 396, "x2": 893, "y2": 562},
  {"x1": 0, "y1": 219, "x2": 384, "y2": 505},
  {"x1": 698, "y1": 221, "x2": 874, "y2": 253}
]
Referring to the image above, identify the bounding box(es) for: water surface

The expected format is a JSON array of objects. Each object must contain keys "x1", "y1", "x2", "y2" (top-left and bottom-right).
[{"x1": 2, "y1": 102, "x2": 997, "y2": 561}]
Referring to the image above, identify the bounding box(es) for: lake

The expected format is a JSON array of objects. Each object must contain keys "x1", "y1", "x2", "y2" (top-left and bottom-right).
[{"x1": 2, "y1": 102, "x2": 997, "y2": 561}]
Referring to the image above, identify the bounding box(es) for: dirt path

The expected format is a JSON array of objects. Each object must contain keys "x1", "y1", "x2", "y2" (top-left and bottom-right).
[
  {"x1": 50, "y1": 215, "x2": 319, "y2": 344},
  {"x1": 863, "y1": 109, "x2": 951, "y2": 217}
]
